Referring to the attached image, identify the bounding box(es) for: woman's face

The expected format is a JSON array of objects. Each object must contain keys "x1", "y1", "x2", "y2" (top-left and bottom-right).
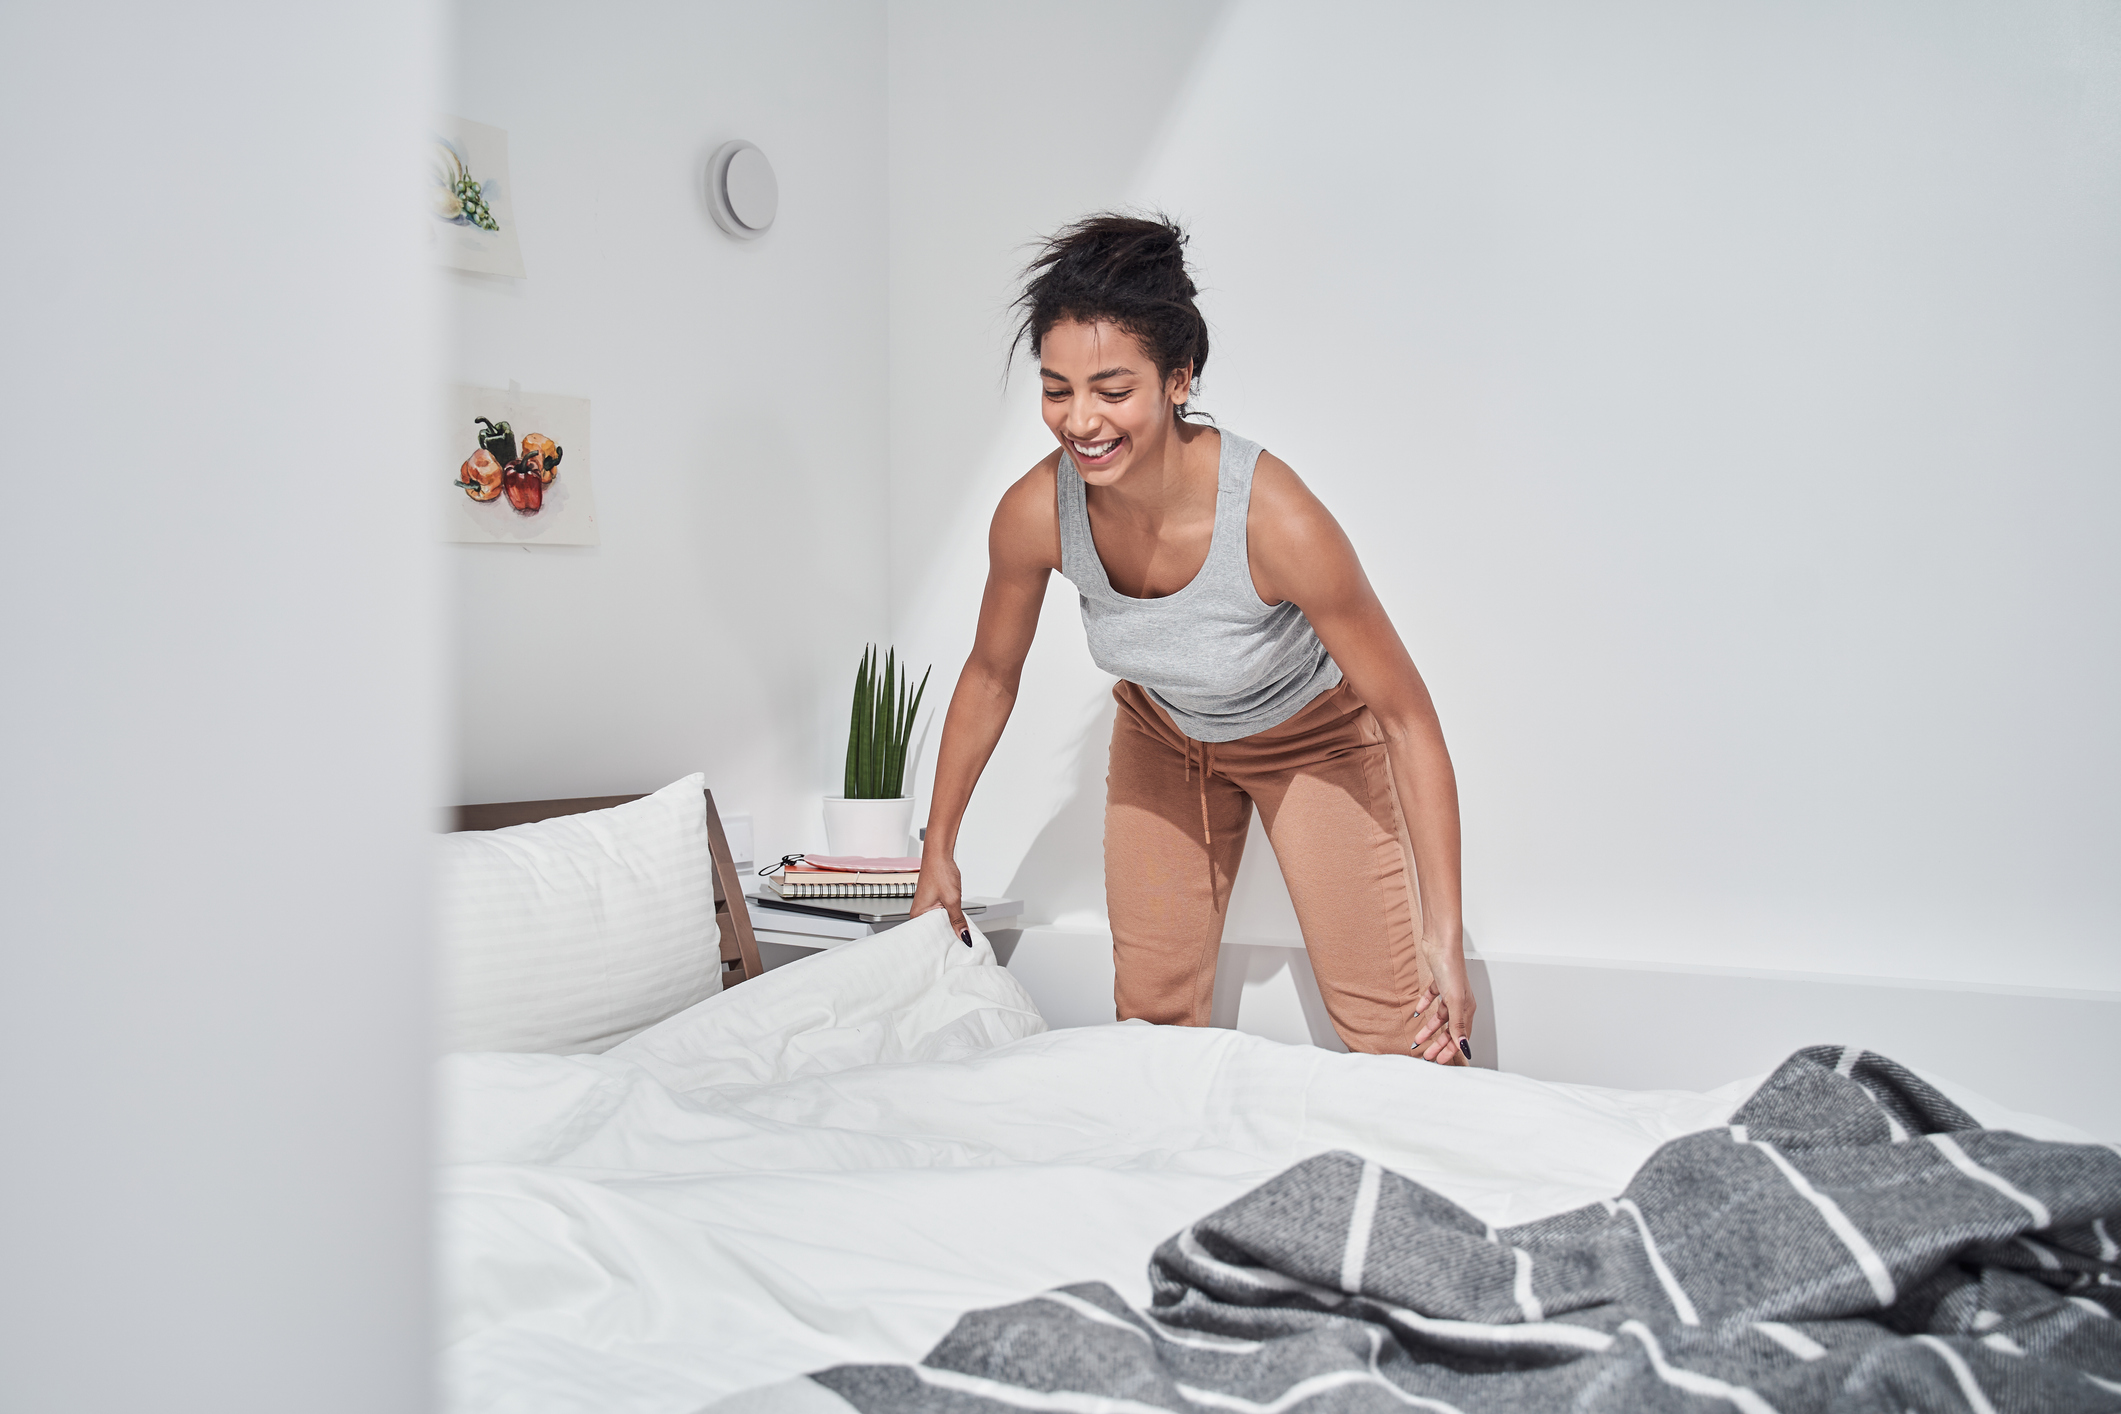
[{"x1": 1038, "y1": 319, "x2": 1191, "y2": 487}]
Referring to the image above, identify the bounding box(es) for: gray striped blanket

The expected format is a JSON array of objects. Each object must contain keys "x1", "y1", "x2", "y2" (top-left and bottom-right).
[{"x1": 807, "y1": 1047, "x2": 2121, "y2": 1412}]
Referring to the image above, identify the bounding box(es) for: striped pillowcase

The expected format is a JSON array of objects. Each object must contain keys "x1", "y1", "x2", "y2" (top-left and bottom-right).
[{"x1": 437, "y1": 774, "x2": 721, "y2": 1054}]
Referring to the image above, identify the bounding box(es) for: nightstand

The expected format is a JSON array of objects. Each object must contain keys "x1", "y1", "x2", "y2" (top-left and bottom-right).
[{"x1": 743, "y1": 884, "x2": 1025, "y2": 971}]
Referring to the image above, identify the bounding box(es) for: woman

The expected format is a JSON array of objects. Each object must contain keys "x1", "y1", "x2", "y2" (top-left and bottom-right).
[{"x1": 911, "y1": 214, "x2": 1475, "y2": 1066}]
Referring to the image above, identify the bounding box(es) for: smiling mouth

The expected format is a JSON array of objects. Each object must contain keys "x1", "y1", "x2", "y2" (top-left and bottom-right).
[{"x1": 1071, "y1": 436, "x2": 1123, "y2": 461}]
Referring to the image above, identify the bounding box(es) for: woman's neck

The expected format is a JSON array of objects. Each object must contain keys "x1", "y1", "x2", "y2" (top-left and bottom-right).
[{"x1": 1096, "y1": 419, "x2": 1213, "y2": 523}]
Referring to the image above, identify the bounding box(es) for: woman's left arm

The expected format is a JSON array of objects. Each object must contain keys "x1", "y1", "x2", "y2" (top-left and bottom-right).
[{"x1": 1248, "y1": 453, "x2": 1472, "y2": 1066}]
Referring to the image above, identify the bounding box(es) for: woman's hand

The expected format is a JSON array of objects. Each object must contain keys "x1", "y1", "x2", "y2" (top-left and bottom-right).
[
  {"x1": 911, "y1": 849, "x2": 971, "y2": 944},
  {"x1": 1410, "y1": 935, "x2": 1476, "y2": 1066}
]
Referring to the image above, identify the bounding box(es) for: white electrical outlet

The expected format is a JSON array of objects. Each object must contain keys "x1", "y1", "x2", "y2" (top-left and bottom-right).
[{"x1": 721, "y1": 813, "x2": 753, "y2": 869}]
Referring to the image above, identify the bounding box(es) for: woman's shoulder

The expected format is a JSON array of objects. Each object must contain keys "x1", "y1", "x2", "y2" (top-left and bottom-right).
[
  {"x1": 990, "y1": 450, "x2": 1065, "y2": 569},
  {"x1": 1245, "y1": 449, "x2": 1355, "y2": 593},
  {"x1": 997, "y1": 450, "x2": 1064, "y2": 520},
  {"x1": 1247, "y1": 449, "x2": 1333, "y2": 535}
]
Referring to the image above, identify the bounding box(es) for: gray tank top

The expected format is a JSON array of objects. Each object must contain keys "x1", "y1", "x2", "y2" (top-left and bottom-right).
[{"x1": 1057, "y1": 430, "x2": 1343, "y2": 742}]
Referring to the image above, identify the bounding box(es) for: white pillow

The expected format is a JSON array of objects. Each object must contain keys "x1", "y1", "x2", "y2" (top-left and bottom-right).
[{"x1": 437, "y1": 773, "x2": 721, "y2": 1054}]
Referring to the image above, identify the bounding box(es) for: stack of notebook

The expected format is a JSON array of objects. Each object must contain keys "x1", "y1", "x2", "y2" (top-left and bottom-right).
[{"x1": 762, "y1": 854, "x2": 921, "y2": 900}]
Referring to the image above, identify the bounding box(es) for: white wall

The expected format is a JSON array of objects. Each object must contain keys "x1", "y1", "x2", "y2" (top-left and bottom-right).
[
  {"x1": 0, "y1": 4, "x2": 439, "y2": 1410},
  {"x1": 889, "y1": 2, "x2": 2121, "y2": 1003},
  {"x1": 447, "y1": 0, "x2": 889, "y2": 859}
]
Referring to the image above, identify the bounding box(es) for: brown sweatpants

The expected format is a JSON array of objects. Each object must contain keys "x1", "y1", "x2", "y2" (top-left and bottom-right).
[{"x1": 1105, "y1": 679, "x2": 1427, "y2": 1055}]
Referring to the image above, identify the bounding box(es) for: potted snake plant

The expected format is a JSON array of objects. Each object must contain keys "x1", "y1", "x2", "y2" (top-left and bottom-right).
[{"x1": 822, "y1": 645, "x2": 931, "y2": 858}]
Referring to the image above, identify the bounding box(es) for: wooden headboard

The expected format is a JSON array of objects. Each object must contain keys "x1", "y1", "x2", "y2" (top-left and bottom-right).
[{"x1": 450, "y1": 787, "x2": 765, "y2": 987}]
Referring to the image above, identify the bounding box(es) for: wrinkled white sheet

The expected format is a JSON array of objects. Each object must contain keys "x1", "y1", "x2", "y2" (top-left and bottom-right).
[{"x1": 438, "y1": 911, "x2": 2079, "y2": 1414}]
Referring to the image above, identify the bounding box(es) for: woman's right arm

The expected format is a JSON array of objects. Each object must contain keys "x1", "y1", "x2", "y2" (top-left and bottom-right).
[{"x1": 913, "y1": 462, "x2": 1063, "y2": 939}]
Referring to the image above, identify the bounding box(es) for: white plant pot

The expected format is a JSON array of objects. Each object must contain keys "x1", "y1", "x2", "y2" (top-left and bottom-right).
[{"x1": 821, "y1": 796, "x2": 916, "y2": 858}]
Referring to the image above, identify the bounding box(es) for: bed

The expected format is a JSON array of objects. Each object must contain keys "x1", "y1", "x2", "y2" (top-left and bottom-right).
[{"x1": 437, "y1": 781, "x2": 2117, "y2": 1413}]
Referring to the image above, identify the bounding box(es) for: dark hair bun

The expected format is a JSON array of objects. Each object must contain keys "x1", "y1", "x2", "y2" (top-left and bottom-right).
[{"x1": 1014, "y1": 212, "x2": 1209, "y2": 408}]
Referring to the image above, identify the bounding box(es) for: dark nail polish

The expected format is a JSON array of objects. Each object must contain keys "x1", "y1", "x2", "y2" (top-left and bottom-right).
[
  {"x1": 960, "y1": 929, "x2": 972, "y2": 948},
  {"x1": 1457, "y1": 1037, "x2": 1472, "y2": 1062}
]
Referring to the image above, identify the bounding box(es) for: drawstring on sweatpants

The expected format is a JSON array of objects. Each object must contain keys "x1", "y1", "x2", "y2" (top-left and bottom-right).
[
  {"x1": 1175, "y1": 728, "x2": 1224, "y2": 914},
  {"x1": 1183, "y1": 737, "x2": 1214, "y2": 847}
]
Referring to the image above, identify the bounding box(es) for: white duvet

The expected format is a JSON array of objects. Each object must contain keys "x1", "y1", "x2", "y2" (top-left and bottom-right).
[{"x1": 438, "y1": 911, "x2": 2079, "y2": 1414}]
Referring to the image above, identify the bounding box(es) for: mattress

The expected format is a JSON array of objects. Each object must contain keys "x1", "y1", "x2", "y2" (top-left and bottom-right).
[{"x1": 436, "y1": 910, "x2": 2089, "y2": 1414}]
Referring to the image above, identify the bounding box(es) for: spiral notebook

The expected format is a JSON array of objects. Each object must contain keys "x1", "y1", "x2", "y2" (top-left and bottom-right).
[{"x1": 766, "y1": 875, "x2": 917, "y2": 899}]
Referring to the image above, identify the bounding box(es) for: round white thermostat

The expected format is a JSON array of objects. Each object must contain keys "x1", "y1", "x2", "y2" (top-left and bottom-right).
[{"x1": 707, "y1": 140, "x2": 778, "y2": 239}]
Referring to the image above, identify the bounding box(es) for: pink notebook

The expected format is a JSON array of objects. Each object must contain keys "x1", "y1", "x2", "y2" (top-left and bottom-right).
[{"x1": 796, "y1": 854, "x2": 922, "y2": 873}]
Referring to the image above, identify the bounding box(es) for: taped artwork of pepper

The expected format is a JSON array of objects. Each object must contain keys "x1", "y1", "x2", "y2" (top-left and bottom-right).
[
  {"x1": 444, "y1": 384, "x2": 597, "y2": 546},
  {"x1": 456, "y1": 417, "x2": 562, "y2": 515}
]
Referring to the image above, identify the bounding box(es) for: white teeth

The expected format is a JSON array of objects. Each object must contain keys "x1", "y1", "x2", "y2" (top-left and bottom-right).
[{"x1": 1073, "y1": 438, "x2": 1120, "y2": 457}]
